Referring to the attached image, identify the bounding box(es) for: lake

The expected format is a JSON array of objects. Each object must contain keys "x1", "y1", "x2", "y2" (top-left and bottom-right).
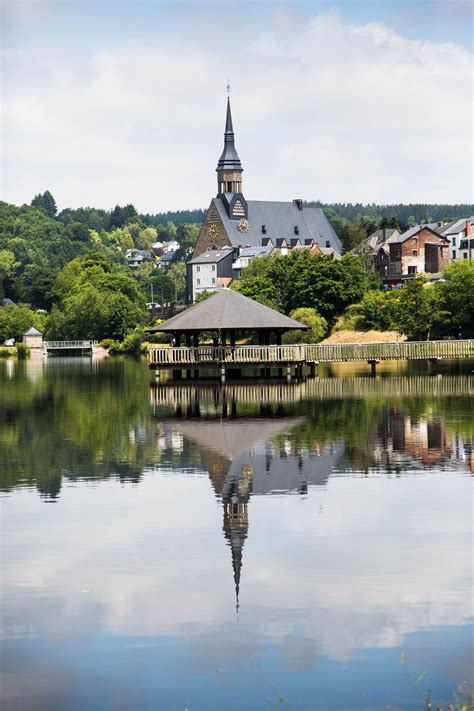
[{"x1": 1, "y1": 358, "x2": 473, "y2": 711}]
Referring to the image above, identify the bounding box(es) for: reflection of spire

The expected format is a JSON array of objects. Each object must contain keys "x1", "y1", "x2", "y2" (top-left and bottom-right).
[
  {"x1": 223, "y1": 500, "x2": 248, "y2": 616},
  {"x1": 222, "y1": 462, "x2": 253, "y2": 616}
]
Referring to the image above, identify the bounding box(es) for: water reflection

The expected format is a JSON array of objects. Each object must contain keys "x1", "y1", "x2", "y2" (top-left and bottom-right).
[{"x1": 1, "y1": 360, "x2": 473, "y2": 709}]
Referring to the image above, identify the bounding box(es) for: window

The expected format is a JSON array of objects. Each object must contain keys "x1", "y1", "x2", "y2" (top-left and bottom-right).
[
  {"x1": 412, "y1": 237, "x2": 418, "y2": 244},
  {"x1": 464, "y1": 253, "x2": 468, "y2": 259},
  {"x1": 452, "y1": 237, "x2": 456, "y2": 246},
  {"x1": 326, "y1": 240, "x2": 330, "y2": 248},
  {"x1": 212, "y1": 278, "x2": 215, "y2": 284},
  {"x1": 212, "y1": 264, "x2": 216, "y2": 271},
  {"x1": 407, "y1": 266, "x2": 417, "y2": 275},
  {"x1": 197, "y1": 278, "x2": 200, "y2": 285},
  {"x1": 412, "y1": 250, "x2": 418, "y2": 256},
  {"x1": 452, "y1": 251, "x2": 456, "y2": 259}
]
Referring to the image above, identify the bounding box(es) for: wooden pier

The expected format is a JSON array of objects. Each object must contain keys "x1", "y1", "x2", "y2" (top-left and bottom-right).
[
  {"x1": 44, "y1": 340, "x2": 97, "y2": 356},
  {"x1": 149, "y1": 339, "x2": 474, "y2": 378}
]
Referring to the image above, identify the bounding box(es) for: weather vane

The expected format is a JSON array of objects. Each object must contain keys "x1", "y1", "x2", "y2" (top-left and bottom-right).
[{"x1": 226, "y1": 79, "x2": 230, "y2": 96}]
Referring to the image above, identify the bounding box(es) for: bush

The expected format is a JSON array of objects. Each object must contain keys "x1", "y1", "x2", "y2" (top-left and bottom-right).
[
  {"x1": 16, "y1": 342, "x2": 30, "y2": 359},
  {"x1": 0, "y1": 347, "x2": 15, "y2": 358},
  {"x1": 282, "y1": 307, "x2": 327, "y2": 344}
]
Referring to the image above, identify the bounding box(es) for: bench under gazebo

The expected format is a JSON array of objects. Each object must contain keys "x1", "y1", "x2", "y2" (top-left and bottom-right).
[{"x1": 148, "y1": 288, "x2": 309, "y2": 379}]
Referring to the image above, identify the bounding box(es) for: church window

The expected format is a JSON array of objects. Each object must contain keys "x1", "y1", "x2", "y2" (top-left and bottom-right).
[{"x1": 233, "y1": 200, "x2": 245, "y2": 217}]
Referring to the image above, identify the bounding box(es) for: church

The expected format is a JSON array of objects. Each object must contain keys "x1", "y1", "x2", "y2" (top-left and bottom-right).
[{"x1": 191, "y1": 97, "x2": 342, "y2": 260}]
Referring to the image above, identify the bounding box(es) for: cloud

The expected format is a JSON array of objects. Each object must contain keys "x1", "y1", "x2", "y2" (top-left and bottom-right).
[{"x1": 1, "y1": 7, "x2": 472, "y2": 212}]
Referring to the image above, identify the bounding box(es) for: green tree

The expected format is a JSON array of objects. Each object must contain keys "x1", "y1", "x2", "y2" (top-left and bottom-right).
[
  {"x1": 392, "y1": 279, "x2": 442, "y2": 340},
  {"x1": 282, "y1": 307, "x2": 327, "y2": 344},
  {"x1": 0, "y1": 305, "x2": 46, "y2": 342},
  {"x1": 437, "y1": 261, "x2": 474, "y2": 335},
  {"x1": 173, "y1": 223, "x2": 200, "y2": 263},
  {"x1": 31, "y1": 190, "x2": 57, "y2": 218}
]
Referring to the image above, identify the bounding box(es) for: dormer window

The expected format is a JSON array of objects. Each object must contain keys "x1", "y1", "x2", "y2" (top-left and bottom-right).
[
  {"x1": 262, "y1": 225, "x2": 266, "y2": 234},
  {"x1": 294, "y1": 226, "x2": 299, "y2": 235},
  {"x1": 326, "y1": 240, "x2": 330, "y2": 248}
]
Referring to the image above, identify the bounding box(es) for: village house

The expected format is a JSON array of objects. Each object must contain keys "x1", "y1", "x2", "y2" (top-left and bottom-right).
[
  {"x1": 231, "y1": 245, "x2": 274, "y2": 280},
  {"x1": 186, "y1": 247, "x2": 235, "y2": 302},
  {"x1": 126, "y1": 249, "x2": 154, "y2": 267},
  {"x1": 434, "y1": 218, "x2": 474, "y2": 261},
  {"x1": 386, "y1": 225, "x2": 450, "y2": 284},
  {"x1": 191, "y1": 98, "x2": 342, "y2": 260}
]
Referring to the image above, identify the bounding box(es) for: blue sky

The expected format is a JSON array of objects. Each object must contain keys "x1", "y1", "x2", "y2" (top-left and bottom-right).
[{"x1": 2, "y1": 0, "x2": 473, "y2": 211}]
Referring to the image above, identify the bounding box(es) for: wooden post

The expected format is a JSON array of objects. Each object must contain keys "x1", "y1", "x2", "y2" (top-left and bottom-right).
[{"x1": 368, "y1": 359, "x2": 379, "y2": 376}]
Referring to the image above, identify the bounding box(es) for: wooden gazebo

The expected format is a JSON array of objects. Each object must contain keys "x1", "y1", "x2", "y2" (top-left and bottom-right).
[
  {"x1": 148, "y1": 289, "x2": 308, "y2": 379},
  {"x1": 148, "y1": 288, "x2": 306, "y2": 348}
]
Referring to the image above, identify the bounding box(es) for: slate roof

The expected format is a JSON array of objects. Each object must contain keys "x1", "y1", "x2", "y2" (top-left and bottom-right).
[
  {"x1": 238, "y1": 245, "x2": 274, "y2": 258},
  {"x1": 436, "y1": 217, "x2": 473, "y2": 235},
  {"x1": 188, "y1": 248, "x2": 234, "y2": 265},
  {"x1": 216, "y1": 98, "x2": 242, "y2": 172},
  {"x1": 388, "y1": 225, "x2": 450, "y2": 244},
  {"x1": 24, "y1": 326, "x2": 42, "y2": 336},
  {"x1": 148, "y1": 288, "x2": 308, "y2": 332},
  {"x1": 212, "y1": 198, "x2": 342, "y2": 254}
]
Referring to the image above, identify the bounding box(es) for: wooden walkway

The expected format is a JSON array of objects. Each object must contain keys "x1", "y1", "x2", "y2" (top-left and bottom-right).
[
  {"x1": 149, "y1": 340, "x2": 474, "y2": 374},
  {"x1": 44, "y1": 340, "x2": 97, "y2": 355}
]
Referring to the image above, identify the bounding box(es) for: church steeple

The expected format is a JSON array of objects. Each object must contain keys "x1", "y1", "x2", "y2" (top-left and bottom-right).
[{"x1": 216, "y1": 96, "x2": 243, "y2": 195}]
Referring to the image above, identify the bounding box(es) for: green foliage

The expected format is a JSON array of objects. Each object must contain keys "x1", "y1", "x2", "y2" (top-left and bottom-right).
[
  {"x1": 437, "y1": 261, "x2": 474, "y2": 334},
  {"x1": 31, "y1": 190, "x2": 57, "y2": 218},
  {"x1": 45, "y1": 252, "x2": 147, "y2": 340},
  {"x1": 0, "y1": 347, "x2": 15, "y2": 358},
  {"x1": 359, "y1": 289, "x2": 398, "y2": 330},
  {"x1": 16, "y1": 342, "x2": 30, "y2": 359},
  {"x1": 282, "y1": 307, "x2": 327, "y2": 344},
  {"x1": 0, "y1": 305, "x2": 46, "y2": 343},
  {"x1": 173, "y1": 223, "x2": 200, "y2": 263},
  {"x1": 233, "y1": 251, "x2": 370, "y2": 323},
  {"x1": 195, "y1": 290, "x2": 216, "y2": 303}
]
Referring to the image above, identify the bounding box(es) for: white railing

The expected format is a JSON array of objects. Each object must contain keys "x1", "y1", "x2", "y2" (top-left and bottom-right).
[
  {"x1": 149, "y1": 340, "x2": 474, "y2": 366},
  {"x1": 44, "y1": 340, "x2": 97, "y2": 349}
]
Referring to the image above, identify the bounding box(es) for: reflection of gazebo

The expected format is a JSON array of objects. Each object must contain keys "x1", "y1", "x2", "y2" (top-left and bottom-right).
[{"x1": 148, "y1": 288, "x2": 306, "y2": 347}]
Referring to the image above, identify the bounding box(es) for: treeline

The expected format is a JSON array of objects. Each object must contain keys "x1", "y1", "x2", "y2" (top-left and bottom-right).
[{"x1": 308, "y1": 202, "x2": 473, "y2": 225}]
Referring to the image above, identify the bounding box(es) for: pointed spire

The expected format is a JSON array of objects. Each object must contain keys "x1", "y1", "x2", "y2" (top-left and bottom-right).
[
  {"x1": 225, "y1": 97, "x2": 234, "y2": 134},
  {"x1": 217, "y1": 95, "x2": 243, "y2": 173}
]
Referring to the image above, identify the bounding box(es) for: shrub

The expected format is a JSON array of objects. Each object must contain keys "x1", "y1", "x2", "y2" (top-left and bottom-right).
[
  {"x1": 16, "y1": 342, "x2": 30, "y2": 359},
  {"x1": 282, "y1": 307, "x2": 327, "y2": 344}
]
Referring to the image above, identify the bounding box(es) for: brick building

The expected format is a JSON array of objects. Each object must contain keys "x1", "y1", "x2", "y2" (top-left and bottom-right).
[{"x1": 386, "y1": 226, "x2": 450, "y2": 283}]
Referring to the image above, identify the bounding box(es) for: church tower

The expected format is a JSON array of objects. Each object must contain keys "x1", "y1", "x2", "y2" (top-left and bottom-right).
[
  {"x1": 216, "y1": 96, "x2": 248, "y2": 222},
  {"x1": 216, "y1": 97, "x2": 243, "y2": 195}
]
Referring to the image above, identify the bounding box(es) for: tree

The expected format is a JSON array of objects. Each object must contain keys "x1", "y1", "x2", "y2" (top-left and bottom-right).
[
  {"x1": 437, "y1": 261, "x2": 474, "y2": 335},
  {"x1": 168, "y1": 262, "x2": 186, "y2": 302},
  {"x1": 391, "y1": 278, "x2": 442, "y2": 340},
  {"x1": 282, "y1": 307, "x2": 327, "y2": 344},
  {"x1": 31, "y1": 190, "x2": 57, "y2": 218},
  {"x1": 0, "y1": 304, "x2": 46, "y2": 342},
  {"x1": 173, "y1": 223, "x2": 200, "y2": 263}
]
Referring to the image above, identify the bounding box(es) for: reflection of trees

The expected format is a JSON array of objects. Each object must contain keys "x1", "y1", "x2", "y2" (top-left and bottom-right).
[
  {"x1": 0, "y1": 360, "x2": 202, "y2": 499},
  {"x1": 2, "y1": 363, "x2": 472, "y2": 500}
]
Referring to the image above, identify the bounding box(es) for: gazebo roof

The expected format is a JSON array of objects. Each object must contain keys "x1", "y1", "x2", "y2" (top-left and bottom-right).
[
  {"x1": 149, "y1": 289, "x2": 308, "y2": 332},
  {"x1": 24, "y1": 326, "x2": 43, "y2": 336}
]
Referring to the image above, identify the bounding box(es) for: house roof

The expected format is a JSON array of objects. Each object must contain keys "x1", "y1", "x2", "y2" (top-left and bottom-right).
[
  {"x1": 436, "y1": 217, "x2": 473, "y2": 235},
  {"x1": 188, "y1": 248, "x2": 234, "y2": 265},
  {"x1": 238, "y1": 245, "x2": 274, "y2": 258},
  {"x1": 211, "y1": 198, "x2": 342, "y2": 254},
  {"x1": 24, "y1": 326, "x2": 42, "y2": 336},
  {"x1": 148, "y1": 288, "x2": 308, "y2": 332},
  {"x1": 388, "y1": 225, "x2": 450, "y2": 244}
]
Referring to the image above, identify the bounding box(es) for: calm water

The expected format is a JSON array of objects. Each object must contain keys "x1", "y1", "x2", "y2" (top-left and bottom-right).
[{"x1": 1, "y1": 358, "x2": 473, "y2": 711}]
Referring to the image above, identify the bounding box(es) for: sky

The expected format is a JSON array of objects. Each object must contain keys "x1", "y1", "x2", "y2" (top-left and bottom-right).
[{"x1": 1, "y1": 0, "x2": 473, "y2": 213}]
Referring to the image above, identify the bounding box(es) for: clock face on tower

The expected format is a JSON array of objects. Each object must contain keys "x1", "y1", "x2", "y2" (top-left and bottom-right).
[
  {"x1": 238, "y1": 218, "x2": 249, "y2": 233},
  {"x1": 208, "y1": 223, "x2": 219, "y2": 240}
]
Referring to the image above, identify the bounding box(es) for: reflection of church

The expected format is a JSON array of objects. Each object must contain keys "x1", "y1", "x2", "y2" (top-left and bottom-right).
[{"x1": 170, "y1": 415, "x2": 343, "y2": 610}]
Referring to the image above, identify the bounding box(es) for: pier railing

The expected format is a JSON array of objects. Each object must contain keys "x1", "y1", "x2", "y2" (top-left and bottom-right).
[
  {"x1": 44, "y1": 340, "x2": 97, "y2": 350},
  {"x1": 149, "y1": 340, "x2": 474, "y2": 367}
]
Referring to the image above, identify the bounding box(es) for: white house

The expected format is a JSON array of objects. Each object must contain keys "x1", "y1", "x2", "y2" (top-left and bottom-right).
[
  {"x1": 436, "y1": 218, "x2": 474, "y2": 262},
  {"x1": 186, "y1": 247, "x2": 235, "y2": 302}
]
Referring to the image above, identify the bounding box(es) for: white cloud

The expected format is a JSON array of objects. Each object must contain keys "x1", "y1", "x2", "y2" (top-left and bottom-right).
[{"x1": 1, "y1": 8, "x2": 472, "y2": 212}]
